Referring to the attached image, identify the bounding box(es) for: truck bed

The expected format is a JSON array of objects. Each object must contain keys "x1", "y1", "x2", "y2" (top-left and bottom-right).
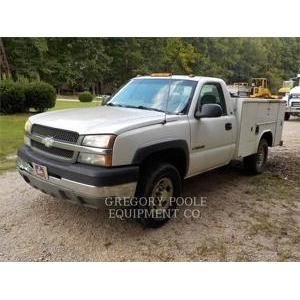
[{"x1": 231, "y1": 98, "x2": 286, "y2": 159}]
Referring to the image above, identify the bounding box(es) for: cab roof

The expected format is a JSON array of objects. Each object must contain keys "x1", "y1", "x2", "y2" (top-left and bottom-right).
[{"x1": 134, "y1": 74, "x2": 223, "y2": 82}]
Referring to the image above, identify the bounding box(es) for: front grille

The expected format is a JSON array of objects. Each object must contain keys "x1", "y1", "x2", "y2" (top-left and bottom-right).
[
  {"x1": 31, "y1": 124, "x2": 79, "y2": 143},
  {"x1": 31, "y1": 140, "x2": 74, "y2": 159},
  {"x1": 291, "y1": 102, "x2": 300, "y2": 107}
]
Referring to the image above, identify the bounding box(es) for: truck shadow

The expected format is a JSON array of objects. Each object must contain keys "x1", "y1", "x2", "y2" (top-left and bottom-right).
[{"x1": 182, "y1": 161, "x2": 244, "y2": 198}]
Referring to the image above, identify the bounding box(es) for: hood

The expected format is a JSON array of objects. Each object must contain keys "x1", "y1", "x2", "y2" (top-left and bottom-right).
[
  {"x1": 289, "y1": 86, "x2": 300, "y2": 95},
  {"x1": 29, "y1": 106, "x2": 165, "y2": 135}
]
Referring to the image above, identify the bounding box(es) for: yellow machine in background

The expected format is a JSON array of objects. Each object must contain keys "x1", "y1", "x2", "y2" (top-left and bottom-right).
[
  {"x1": 278, "y1": 80, "x2": 294, "y2": 98},
  {"x1": 250, "y1": 78, "x2": 277, "y2": 99},
  {"x1": 231, "y1": 82, "x2": 251, "y2": 97},
  {"x1": 233, "y1": 82, "x2": 249, "y2": 87}
]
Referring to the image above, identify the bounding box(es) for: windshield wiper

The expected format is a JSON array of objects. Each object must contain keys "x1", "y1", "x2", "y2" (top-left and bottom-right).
[
  {"x1": 106, "y1": 103, "x2": 124, "y2": 107},
  {"x1": 134, "y1": 105, "x2": 165, "y2": 113},
  {"x1": 136, "y1": 106, "x2": 181, "y2": 114},
  {"x1": 107, "y1": 103, "x2": 165, "y2": 113}
]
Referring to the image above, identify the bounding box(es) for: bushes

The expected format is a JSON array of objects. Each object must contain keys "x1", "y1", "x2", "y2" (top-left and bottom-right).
[
  {"x1": 0, "y1": 80, "x2": 25, "y2": 114},
  {"x1": 24, "y1": 82, "x2": 56, "y2": 112},
  {"x1": 0, "y1": 80, "x2": 56, "y2": 114},
  {"x1": 79, "y1": 91, "x2": 93, "y2": 102}
]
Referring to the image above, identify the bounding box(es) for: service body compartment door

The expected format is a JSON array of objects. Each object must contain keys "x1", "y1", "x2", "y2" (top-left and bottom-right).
[
  {"x1": 236, "y1": 99, "x2": 285, "y2": 158},
  {"x1": 274, "y1": 102, "x2": 286, "y2": 146}
]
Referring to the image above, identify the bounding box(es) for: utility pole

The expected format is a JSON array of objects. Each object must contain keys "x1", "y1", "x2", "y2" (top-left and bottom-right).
[{"x1": 0, "y1": 37, "x2": 11, "y2": 79}]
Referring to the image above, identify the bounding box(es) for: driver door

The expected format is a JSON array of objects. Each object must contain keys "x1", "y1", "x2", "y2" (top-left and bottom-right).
[{"x1": 188, "y1": 82, "x2": 236, "y2": 176}]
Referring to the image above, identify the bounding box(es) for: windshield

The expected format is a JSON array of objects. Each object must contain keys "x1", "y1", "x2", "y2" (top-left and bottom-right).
[
  {"x1": 283, "y1": 81, "x2": 294, "y2": 88},
  {"x1": 290, "y1": 93, "x2": 300, "y2": 99},
  {"x1": 107, "y1": 78, "x2": 197, "y2": 114}
]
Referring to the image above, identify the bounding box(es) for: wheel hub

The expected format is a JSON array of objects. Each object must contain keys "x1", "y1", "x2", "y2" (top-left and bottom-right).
[{"x1": 151, "y1": 177, "x2": 174, "y2": 210}]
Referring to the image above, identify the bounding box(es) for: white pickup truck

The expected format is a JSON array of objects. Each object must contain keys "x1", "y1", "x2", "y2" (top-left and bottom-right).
[
  {"x1": 284, "y1": 86, "x2": 300, "y2": 120},
  {"x1": 17, "y1": 75, "x2": 285, "y2": 227}
]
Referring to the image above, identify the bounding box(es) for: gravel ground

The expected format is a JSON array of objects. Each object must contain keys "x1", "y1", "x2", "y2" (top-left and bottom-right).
[{"x1": 0, "y1": 120, "x2": 299, "y2": 261}]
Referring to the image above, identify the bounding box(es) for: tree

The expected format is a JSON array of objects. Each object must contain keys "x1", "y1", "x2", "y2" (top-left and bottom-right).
[
  {"x1": 3, "y1": 37, "x2": 300, "y2": 94},
  {"x1": 3, "y1": 37, "x2": 47, "y2": 80},
  {"x1": 69, "y1": 38, "x2": 112, "y2": 94},
  {"x1": 163, "y1": 38, "x2": 197, "y2": 74}
]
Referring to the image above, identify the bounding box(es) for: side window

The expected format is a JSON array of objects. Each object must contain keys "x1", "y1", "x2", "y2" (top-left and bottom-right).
[{"x1": 197, "y1": 82, "x2": 227, "y2": 115}]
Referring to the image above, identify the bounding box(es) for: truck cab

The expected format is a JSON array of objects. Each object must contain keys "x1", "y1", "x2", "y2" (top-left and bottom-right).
[
  {"x1": 284, "y1": 86, "x2": 300, "y2": 120},
  {"x1": 278, "y1": 80, "x2": 294, "y2": 98},
  {"x1": 17, "y1": 75, "x2": 285, "y2": 227}
]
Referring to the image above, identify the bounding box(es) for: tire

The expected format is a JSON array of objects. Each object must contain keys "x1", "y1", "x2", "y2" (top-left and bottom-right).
[
  {"x1": 284, "y1": 112, "x2": 290, "y2": 121},
  {"x1": 135, "y1": 161, "x2": 182, "y2": 228},
  {"x1": 243, "y1": 138, "x2": 268, "y2": 174}
]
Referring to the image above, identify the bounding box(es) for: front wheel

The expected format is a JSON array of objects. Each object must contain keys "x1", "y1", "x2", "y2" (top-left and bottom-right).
[
  {"x1": 284, "y1": 112, "x2": 290, "y2": 121},
  {"x1": 243, "y1": 138, "x2": 268, "y2": 174},
  {"x1": 135, "y1": 161, "x2": 182, "y2": 228}
]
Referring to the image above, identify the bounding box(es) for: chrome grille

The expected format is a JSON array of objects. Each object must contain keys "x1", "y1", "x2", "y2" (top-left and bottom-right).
[
  {"x1": 291, "y1": 102, "x2": 300, "y2": 107},
  {"x1": 31, "y1": 140, "x2": 74, "y2": 159},
  {"x1": 30, "y1": 124, "x2": 79, "y2": 160},
  {"x1": 31, "y1": 124, "x2": 79, "y2": 143}
]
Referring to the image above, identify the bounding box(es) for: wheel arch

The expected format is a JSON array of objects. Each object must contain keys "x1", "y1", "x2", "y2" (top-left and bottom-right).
[
  {"x1": 132, "y1": 140, "x2": 189, "y2": 178},
  {"x1": 259, "y1": 131, "x2": 273, "y2": 147}
]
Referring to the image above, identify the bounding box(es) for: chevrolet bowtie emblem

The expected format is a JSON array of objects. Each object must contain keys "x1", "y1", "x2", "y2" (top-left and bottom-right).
[{"x1": 42, "y1": 136, "x2": 55, "y2": 148}]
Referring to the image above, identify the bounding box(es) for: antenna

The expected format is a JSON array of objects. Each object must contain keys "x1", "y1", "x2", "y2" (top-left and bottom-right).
[{"x1": 163, "y1": 74, "x2": 172, "y2": 125}]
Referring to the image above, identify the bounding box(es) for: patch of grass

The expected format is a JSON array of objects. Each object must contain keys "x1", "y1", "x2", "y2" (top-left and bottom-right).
[
  {"x1": 249, "y1": 174, "x2": 297, "y2": 204},
  {"x1": 0, "y1": 113, "x2": 29, "y2": 172},
  {"x1": 0, "y1": 100, "x2": 99, "y2": 172},
  {"x1": 207, "y1": 240, "x2": 227, "y2": 261},
  {"x1": 250, "y1": 174, "x2": 282, "y2": 189},
  {"x1": 196, "y1": 243, "x2": 209, "y2": 257},
  {"x1": 51, "y1": 100, "x2": 98, "y2": 111},
  {"x1": 236, "y1": 250, "x2": 252, "y2": 262},
  {"x1": 267, "y1": 155, "x2": 300, "y2": 185},
  {"x1": 0, "y1": 159, "x2": 18, "y2": 173},
  {"x1": 217, "y1": 242, "x2": 227, "y2": 261},
  {"x1": 292, "y1": 234, "x2": 300, "y2": 244},
  {"x1": 249, "y1": 216, "x2": 277, "y2": 236},
  {"x1": 277, "y1": 251, "x2": 295, "y2": 262}
]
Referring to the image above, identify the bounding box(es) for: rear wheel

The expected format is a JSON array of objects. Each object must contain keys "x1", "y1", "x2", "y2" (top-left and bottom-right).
[
  {"x1": 243, "y1": 138, "x2": 268, "y2": 174},
  {"x1": 284, "y1": 112, "x2": 290, "y2": 121},
  {"x1": 135, "y1": 161, "x2": 182, "y2": 228}
]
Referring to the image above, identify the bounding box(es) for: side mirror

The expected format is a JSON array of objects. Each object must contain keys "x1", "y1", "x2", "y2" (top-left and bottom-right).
[
  {"x1": 102, "y1": 96, "x2": 111, "y2": 105},
  {"x1": 195, "y1": 103, "x2": 223, "y2": 119}
]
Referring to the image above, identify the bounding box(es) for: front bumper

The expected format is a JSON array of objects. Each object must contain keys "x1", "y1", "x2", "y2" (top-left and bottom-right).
[
  {"x1": 286, "y1": 106, "x2": 300, "y2": 114},
  {"x1": 17, "y1": 145, "x2": 138, "y2": 208}
]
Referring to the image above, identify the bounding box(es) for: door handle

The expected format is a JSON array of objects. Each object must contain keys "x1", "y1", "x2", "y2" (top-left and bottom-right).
[{"x1": 225, "y1": 123, "x2": 232, "y2": 130}]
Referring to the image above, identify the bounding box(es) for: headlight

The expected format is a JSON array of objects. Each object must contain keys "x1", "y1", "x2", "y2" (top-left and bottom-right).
[
  {"x1": 82, "y1": 135, "x2": 116, "y2": 148},
  {"x1": 24, "y1": 135, "x2": 31, "y2": 146},
  {"x1": 77, "y1": 153, "x2": 112, "y2": 167},
  {"x1": 24, "y1": 120, "x2": 32, "y2": 133},
  {"x1": 79, "y1": 135, "x2": 116, "y2": 166}
]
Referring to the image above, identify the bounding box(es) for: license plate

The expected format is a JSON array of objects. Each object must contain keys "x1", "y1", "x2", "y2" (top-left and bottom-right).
[{"x1": 32, "y1": 163, "x2": 48, "y2": 180}]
